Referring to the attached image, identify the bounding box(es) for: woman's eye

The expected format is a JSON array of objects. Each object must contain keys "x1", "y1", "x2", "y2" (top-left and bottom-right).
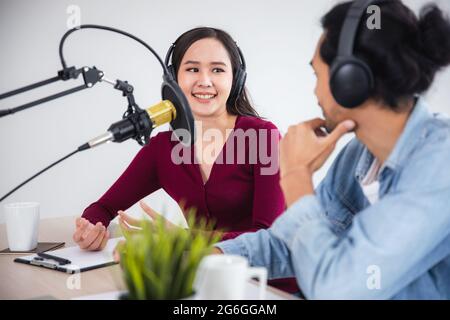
[
  {"x1": 212, "y1": 68, "x2": 225, "y2": 73},
  {"x1": 186, "y1": 68, "x2": 199, "y2": 72}
]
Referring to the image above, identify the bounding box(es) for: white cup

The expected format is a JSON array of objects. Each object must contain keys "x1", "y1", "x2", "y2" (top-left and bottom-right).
[
  {"x1": 4, "y1": 202, "x2": 40, "y2": 251},
  {"x1": 194, "y1": 254, "x2": 267, "y2": 300}
]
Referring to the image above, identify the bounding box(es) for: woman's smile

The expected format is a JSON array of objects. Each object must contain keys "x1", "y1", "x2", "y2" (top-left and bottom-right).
[{"x1": 192, "y1": 91, "x2": 218, "y2": 104}]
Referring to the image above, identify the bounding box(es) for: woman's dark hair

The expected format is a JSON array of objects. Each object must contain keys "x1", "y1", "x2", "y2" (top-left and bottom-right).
[
  {"x1": 320, "y1": 0, "x2": 450, "y2": 109},
  {"x1": 170, "y1": 27, "x2": 259, "y2": 117}
]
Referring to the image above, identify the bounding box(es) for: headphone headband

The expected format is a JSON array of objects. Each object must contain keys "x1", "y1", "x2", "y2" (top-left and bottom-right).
[
  {"x1": 337, "y1": 0, "x2": 391, "y2": 58},
  {"x1": 164, "y1": 43, "x2": 175, "y2": 67},
  {"x1": 165, "y1": 40, "x2": 246, "y2": 75},
  {"x1": 164, "y1": 31, "x2": 247, "y2": 107}
]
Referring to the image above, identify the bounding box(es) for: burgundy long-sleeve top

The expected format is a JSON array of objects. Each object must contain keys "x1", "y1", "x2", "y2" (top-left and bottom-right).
[{"x1": 82, "y1": 115, "x2": 299, "y2": 293}]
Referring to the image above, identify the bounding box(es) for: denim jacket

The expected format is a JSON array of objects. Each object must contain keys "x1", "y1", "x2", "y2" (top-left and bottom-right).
[{"x1": 217, "y1": 98, "x2": 450, "y2": 299}]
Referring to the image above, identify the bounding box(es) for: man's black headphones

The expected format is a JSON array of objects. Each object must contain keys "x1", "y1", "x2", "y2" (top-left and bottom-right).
[
  {"x1": 164, "y1": 34, "x2": 247, "y2": 107},
  {"x1": 330, "y1": 0, "x2": 390, "y2": 108}
]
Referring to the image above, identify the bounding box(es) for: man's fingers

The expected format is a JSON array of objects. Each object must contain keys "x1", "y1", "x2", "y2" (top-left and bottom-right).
[
  {"x1": 305, "y1": 118, "x2": 327, "y2": 129},
  {"x1": 314, "y1": 127, "x2": 328, "y2": 137},
  {"x1": 324, "y1": 120, "x2": 355, "y2": 145},
  {"x1": 315, "y1": 142, "x2": 337, "y2": 167}
]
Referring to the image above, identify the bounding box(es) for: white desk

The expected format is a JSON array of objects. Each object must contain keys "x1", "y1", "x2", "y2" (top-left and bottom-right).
[{"x1": 0, "y1": 216, "x2": 297, "y2": 300}]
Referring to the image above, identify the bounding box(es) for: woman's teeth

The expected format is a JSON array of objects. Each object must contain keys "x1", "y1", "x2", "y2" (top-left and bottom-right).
[{"x1": 192, "y1": 93, "x2": 216, "y2": 99}]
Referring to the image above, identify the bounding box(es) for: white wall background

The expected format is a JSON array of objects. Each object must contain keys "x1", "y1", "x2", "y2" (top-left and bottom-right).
[{"x1": 1, "y1": 0, "x2": 449, "y2": 225}]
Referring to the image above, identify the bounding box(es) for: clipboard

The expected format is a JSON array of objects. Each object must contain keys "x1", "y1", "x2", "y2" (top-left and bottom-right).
[{"x1": 14, "y1": 237, "x2": 124, "y2": 274}]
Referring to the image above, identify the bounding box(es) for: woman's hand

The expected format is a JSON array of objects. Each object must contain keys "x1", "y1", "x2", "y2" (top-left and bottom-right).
[
  {"x1": 113, "y1": 239, "x2": 125, "y2": 262},
  {"x1": 118, "y1": 200, "x2": 179, "y2": 234},
  {"x1": 72, "y1": 217, "x2": 109, "y2": 251},
  {"x1": 114, "y1": 201, "x2": 181, "y2": 262}
]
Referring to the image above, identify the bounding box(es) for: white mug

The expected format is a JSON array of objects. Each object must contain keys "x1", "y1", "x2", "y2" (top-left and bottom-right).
[
  {"x1": 4, "y1": 202, "x2": 40, "y2": 251},
  {"x1": 194, "y1": 254, "x2": 267, "y2": 300}
]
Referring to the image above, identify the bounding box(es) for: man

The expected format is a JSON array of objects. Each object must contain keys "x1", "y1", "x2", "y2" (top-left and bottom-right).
[{"x1": 213, "y1": 0, "x2": 450, "y2": 299}]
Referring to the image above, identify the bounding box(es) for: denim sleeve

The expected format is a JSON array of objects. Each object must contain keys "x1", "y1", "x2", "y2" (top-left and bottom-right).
[
  {"x1": 216, "y1": 228, "x2": 296, "y2": 280},
  {"x1": 214, "y1": 143, "x2": 351, "y2": 282},
  {"x1": 268, "y1": 136, "x2": 450, "y2": 299},
  {"x1": 270, "y1": 184, "x2": 450, "y2": 299}
]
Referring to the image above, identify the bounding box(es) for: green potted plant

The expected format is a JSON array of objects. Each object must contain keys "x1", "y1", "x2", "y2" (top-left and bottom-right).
[{"x1": 116, "y1": 208, "x2": 221, "y2": 299}]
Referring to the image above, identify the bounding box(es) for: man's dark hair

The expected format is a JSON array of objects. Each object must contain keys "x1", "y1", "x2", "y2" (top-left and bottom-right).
[{"x1": 320, "y1": 0, "x2": 450, "y2": 109}]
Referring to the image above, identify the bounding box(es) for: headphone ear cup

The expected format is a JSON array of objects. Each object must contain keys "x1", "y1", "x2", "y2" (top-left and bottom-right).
[
  {"x1": 330, "y1": 57, "x2": 374, "y2": 109},
  {"x1": 227, "y1": 67, "x2": 247, "y2": 107}
]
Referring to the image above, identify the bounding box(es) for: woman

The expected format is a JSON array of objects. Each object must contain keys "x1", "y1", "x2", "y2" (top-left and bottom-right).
[{"x1": 72, "y1": 27, "x2": 299, "y2": 293}]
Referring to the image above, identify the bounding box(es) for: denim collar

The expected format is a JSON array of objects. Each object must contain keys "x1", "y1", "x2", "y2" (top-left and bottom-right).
[{"x1": 355, "y1": 97, "x2": 430, "y2": 182}]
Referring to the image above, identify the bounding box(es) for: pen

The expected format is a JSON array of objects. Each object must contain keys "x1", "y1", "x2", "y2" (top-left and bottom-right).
[{"x1": 37, "y1": 252, "x2": 71, "y2": 265}]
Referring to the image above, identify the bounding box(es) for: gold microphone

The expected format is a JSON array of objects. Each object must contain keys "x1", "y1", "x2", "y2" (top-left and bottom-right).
[
  {"x1": 146, "y1": 100, "x2": 177, "y2": 128},
  {"x1": 84, "y1": 100, "x2": 177, "y2": 149}
]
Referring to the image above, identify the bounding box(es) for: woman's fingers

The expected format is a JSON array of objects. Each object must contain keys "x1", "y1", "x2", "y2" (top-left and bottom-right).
[
  {"x1": 118, "y1": 216, "x2": 129, "y2": 231},
  {"x1": 79, "y1": 222, "x2": 103, "y2": 249},
  {"x1": 73, "y1": 219, "x2": 90, "y2": 243},
  {"x1": 118, "y1": 210, "x2": 140, "y2": 227},
  {"x1": 113, "y1": 249, "x2": 120, "y2": 263},
  {"x1": 99, "y1": 231, "x2": 109, "y2": 250},
  {"x1": 119, "y1": 215, "x2": 140, "y2": 235},
  {"x1": 82, "y1": 220, "x2": 95, "y2": 239},
  {"x1": 79, "y1": 223, "x2": 100, "y2": 249},
  {"x1": 139, "y1": 201, "x2": 159, "y2": 220},
  {"x1": 86, "y1": 226, "x2": 106, "y2": 251},
  {"x1": 139, "y1": 201, "x2": 176, "y2": 229},
  {"x1": 73, "y1": 218, "x2": 110, "y2": 251},
  {"x1": 113, "y1": 240, "x2": 126, "y2": 262}
]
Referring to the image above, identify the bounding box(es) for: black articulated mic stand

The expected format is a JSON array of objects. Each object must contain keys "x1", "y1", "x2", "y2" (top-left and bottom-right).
[
  {"x1": 0, "y1": 65, "x2": 103, "y2": 118},
  {"x1": 0, "y1": 24, "x2": 195, "y2": 203},
  {"x1": 0, "y1": 74, "x2": 145, "y2": 202}
]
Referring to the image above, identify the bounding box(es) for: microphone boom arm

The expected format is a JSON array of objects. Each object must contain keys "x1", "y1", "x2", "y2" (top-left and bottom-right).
[{"x1": 0, "y1": 66, "x2": 104, "y2": 118}]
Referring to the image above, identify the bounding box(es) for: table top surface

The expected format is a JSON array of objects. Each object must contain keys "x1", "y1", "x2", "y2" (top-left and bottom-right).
[{"x1": 0, "y1": 216, "x2": 297, "y2": 300}]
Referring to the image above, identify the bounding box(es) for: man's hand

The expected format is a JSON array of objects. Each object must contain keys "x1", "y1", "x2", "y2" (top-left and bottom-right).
[
  {"x1": 279, "y1": 118, "x2": 355, "y2": 206},
  {"x1": 280, "y1": 118, "x2": 355, "y2": 176},
  {"x1": 211, "y1": 247, "x2": 223, "y2": 255}
]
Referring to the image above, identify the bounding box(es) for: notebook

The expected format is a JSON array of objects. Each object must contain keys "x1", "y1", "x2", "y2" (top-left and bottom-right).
[{"x1": 14, "y1": 237, "x2": 124, "y2": 274}]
